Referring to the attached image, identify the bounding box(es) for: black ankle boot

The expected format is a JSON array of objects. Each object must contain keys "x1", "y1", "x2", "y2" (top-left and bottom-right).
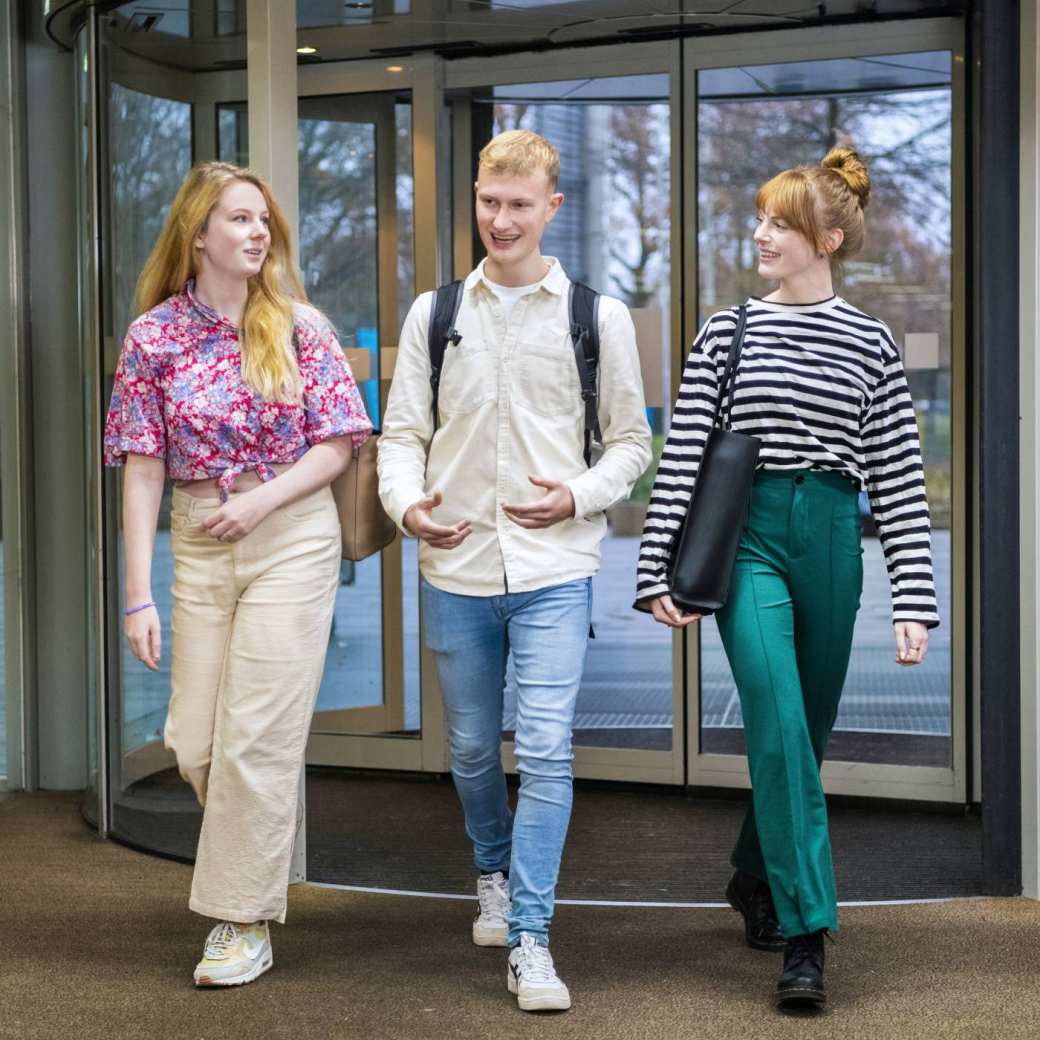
[
  {"x1": 725, "y1": 870, "x2": 785, "y2": 952},
  {"x1": 776, "y1": 930, "x2": 827, "y2": 1008}
]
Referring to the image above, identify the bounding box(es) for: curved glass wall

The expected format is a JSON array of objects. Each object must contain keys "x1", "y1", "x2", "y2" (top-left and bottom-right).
[
  {"x1": 112, "y1": 84, "x2": 193, "y2": 767},
  {"x1": 72, "y1": 3, "x2": 969, "y2": 867},
  {"x1": 89, "y1": 3, "x2": 249, "y2": 848}
]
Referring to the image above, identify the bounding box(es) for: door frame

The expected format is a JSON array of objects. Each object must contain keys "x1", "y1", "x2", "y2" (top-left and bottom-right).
[{"x1": 681, "y1": 17, "x2": 969, "y2": 803}]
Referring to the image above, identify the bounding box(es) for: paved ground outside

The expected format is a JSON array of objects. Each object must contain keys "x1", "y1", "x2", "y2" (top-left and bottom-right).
[{"x1": 117, "y1": 526, "x2": 951, "y2": 769}]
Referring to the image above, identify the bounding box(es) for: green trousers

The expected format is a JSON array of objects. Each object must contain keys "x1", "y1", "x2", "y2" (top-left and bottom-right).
[{"x1": 715, "y1": 470, "x2": 863, "y2": 937}]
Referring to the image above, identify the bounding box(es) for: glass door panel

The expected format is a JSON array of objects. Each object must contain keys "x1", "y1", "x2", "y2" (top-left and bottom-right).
[
  {"x1": 694, "y1": 51, "x2": 956, "y2": 773},
  {"x1": 93, "y1": 3, "x2": 248, "y2": 846},
  {"x1": 110, "y1": 84, "x2": 194, "y2": 793},
  {"x1": 449, "y1": 72, "x2": 679, "y2": 775},
  {"x1": 299, "y1": 91, "x2": 420, "y2": 738}
]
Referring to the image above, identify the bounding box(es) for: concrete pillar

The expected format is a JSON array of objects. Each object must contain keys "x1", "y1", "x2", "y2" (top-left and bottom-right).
[{"x1": 246, "y1": 0, "x2": 299, "y2": 259}]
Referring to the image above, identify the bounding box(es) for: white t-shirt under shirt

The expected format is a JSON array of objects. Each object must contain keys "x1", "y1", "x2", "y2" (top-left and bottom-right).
[{"x1": 484, "y1": 276, "x2": 544, "y2": 322}]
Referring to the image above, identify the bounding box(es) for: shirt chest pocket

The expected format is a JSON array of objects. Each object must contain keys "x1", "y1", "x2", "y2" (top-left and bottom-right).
[
  {"x1": 515, "y1": 332, "x2": 582, "y2": 418},
  {"x1": 439, "y1": 340, "x2": 497, "y2": 415}
]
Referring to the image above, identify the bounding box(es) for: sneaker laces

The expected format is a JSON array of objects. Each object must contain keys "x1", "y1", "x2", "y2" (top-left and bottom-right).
[
  {"x1": 477, "y1": 872, "x2": 510, "y2": 922},
  {"x1": 515, "y1": 933, "x2": 559, "y2": 985},
  {"x1": 202, "y1": 921, "x2": 240, "y2": 960}
]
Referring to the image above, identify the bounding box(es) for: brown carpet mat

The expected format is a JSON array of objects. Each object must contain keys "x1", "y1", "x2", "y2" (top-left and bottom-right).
[
  {"x1": 306, "y1": 771, "x2": 982, "y2": 900},
  {"x1": 113, "y1": 768, "x2": 983, "y2": 901},
  {"x1": 1, "y1": 791, "x2": 1033, "y2": 1040}
]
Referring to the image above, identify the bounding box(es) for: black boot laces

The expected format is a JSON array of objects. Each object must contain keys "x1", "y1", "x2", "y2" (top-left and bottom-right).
[{"x1": 785, "y1": 931, "x2": 828, "y2": 972}]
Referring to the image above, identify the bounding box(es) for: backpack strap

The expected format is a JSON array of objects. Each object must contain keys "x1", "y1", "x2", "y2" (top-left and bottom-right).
[
  {"x1": 427, "y1": 280, "x2": 465, "y2": 431},
  {"x1": 568, "y1": 281, "x2": 602, "y2": 467}
]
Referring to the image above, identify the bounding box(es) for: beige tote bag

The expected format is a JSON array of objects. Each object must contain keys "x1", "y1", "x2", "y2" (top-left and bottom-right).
[{"x1": 331, "y1": 434, "x2": 398, "y2": 561}]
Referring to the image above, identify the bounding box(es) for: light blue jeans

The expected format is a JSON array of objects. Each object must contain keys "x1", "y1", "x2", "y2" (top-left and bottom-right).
[{"x1": 421, "y1": 577, "x2": 593, "y2": 946}]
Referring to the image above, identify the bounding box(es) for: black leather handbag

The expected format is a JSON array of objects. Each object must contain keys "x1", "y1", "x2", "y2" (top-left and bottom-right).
[{"x1": 668, "y1": 305, "x2": 760, "y2": 615}]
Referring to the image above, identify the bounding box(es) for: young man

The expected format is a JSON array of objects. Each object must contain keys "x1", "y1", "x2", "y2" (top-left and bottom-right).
[{"x1": 378, "y1": 130, "x2": 652, "y2": 1012}]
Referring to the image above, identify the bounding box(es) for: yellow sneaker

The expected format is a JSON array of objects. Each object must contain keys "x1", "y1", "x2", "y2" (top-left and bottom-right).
[{"x1": 193, "y1": 921, "x2": 272, "y2": 987}]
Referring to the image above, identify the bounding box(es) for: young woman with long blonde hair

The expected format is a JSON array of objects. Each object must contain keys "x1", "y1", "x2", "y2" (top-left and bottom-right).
[
  {"x1": 636, "y1": 148, "x2": 938, "y2": 1008},
  {"x1": 104, "y1": 161, "x2": 372, "y2": 987}
]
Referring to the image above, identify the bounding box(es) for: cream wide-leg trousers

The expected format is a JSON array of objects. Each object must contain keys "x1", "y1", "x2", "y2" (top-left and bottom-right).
[{"x1": 164, "y1": 484, "x2": 341, "y2": 924}]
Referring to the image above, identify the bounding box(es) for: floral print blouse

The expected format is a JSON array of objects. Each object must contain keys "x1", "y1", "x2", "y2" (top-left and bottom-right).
[{"x1": 104, "y1": 281, "x2": 373, "y2": 501}]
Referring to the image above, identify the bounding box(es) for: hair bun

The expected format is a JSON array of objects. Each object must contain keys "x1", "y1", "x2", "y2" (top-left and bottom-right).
[{"x1": 821, "y1": 146, "x2": 870, "y2": 208}]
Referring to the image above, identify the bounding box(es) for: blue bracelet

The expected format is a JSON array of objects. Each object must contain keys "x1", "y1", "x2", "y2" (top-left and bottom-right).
[{"x1": 125, "y1": 601, "x2": 156, "y2": 616}]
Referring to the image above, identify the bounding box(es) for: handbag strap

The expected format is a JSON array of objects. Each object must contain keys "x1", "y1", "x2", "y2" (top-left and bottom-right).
[{"x1": 711, "y1": 304, "x2": 749, "y2": 431}]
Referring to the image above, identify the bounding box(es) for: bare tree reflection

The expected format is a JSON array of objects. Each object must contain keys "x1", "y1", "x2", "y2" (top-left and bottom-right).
[
  {"x1": 110, "y1": 84, "x2": 192, "y2": 341},
  {"x1": 698, "y1": 88, "x2": 953, "y2": 524}
]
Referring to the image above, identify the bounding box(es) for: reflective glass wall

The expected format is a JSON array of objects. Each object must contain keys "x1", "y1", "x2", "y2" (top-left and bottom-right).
[
  {"x1": 219, "y1": 85, "x2": 423, "y2": 742},
  {"x1": 696, "y1": 51, "x2": 955, "y2": 769},
  {"x1": 295, "y1": 91, "x2": 421, "y2": 737},
  {"x1": 96, "y1": 4, "x2": 248, "y2": 846},
  {"x1": 449, "y1": 74, "x2": 674, "y2": 754},
  {"x1": 110, "y1": 83, "x2": 193, "y2": 767},
  {"x1": 74, "y1": 4, "x2": 967, "y2": 848}
]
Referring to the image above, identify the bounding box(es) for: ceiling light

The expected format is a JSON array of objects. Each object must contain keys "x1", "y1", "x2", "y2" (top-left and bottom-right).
[
  {"x1": 386, "y1": 65, "x2": 404, "y2": 73},
  {"x1": 296, "y1": 45, "x2": 318, "y2": 55}
]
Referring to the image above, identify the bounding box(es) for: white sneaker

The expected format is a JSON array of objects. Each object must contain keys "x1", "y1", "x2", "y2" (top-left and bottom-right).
[
  {"x1": 473, "y1": 871, "x2": 511, "y2": 947},
  {"x1": 507, "y1": 933, "x2": 571, "y2": 1012},
  {"x1": 193, "y1": 921, "x2": 272, "y2": 987}
]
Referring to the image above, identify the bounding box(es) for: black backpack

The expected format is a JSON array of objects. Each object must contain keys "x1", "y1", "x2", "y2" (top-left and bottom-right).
[{"x1": 426, "y1": 280, "x2": 604, "y2": 467}]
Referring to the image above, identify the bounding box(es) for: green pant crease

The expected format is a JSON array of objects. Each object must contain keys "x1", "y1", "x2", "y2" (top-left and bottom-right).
[{"x1": 715, "y1": 469, "x2": 863, "y2": 938}]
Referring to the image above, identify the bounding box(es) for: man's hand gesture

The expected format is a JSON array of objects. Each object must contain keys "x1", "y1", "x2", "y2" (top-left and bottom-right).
[
  {"x1": 403, "y1": 491, "x2": 472, "y2": 549},
  {"x1": 503, "y1": 476, "x2": 576, "y2": 529}
]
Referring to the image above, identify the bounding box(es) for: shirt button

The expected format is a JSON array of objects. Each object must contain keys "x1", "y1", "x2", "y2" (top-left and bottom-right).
[{"x1": 794, "y1": 474, "x2": 806, "y2": 485}]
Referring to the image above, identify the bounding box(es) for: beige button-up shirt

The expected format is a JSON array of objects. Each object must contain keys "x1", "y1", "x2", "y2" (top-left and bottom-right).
[{"x1": 378, "y1": 258, "x2": 653, "y2": 596}]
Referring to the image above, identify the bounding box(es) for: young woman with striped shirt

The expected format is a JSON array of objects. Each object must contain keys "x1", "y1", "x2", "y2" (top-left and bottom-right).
[{"x1": 635, "y1": 148, "x2": 939, "y2": 1009}]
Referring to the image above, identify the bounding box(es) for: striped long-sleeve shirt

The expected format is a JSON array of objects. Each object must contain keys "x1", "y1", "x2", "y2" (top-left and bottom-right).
[{"x1": 635, "y1": 295, "x2": 940, "y2": 628}]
